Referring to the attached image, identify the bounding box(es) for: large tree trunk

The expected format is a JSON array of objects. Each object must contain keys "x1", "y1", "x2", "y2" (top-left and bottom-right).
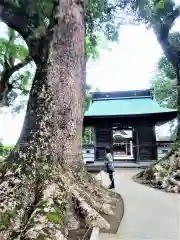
[
  {"x1": 176, "y1": 66, "x2": 180, "y2": 141},
  {"x1": 0, "y1": 1, "x2": 117, "y2": 239}
]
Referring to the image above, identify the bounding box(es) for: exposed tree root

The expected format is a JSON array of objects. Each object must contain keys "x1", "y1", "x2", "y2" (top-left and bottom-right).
[
  {"x1": 135, "y1": 148, "x2": 180, "y2": 193},
  {"x1": 0, "y1": 162, "x2": 118, "y2": 239}
]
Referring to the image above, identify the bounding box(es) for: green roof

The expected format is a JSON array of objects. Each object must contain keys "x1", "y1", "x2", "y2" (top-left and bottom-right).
[{"x1": 85, "y1": 97, "x2": 177, "y2": 117}]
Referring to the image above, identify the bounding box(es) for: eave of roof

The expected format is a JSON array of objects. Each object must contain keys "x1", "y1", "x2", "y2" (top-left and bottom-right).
[{"x1": 84, "y1": 97, "x2": 177, "y2": 117}]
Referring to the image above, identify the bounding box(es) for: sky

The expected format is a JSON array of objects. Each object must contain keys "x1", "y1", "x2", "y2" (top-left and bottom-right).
[
  {"x1": 0, "y1": 23, "x2": 172, "y2": 145},
  {"x1": 87, "y1": 25, "x2": 162, "y2": 91}
]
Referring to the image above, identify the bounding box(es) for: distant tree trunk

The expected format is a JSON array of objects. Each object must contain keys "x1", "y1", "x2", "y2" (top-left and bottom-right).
[
  {"x1": 134, "y1": 2, "x2": 180, "y2": 192},
  {"x1": 176, "y1": 65, "x2": 180, "y2": 141},
  {"x1": 0, "y1": 1, "x2": 115, "y2": 239},
  {"x1": 136, "y1": 63, "x2": 180, "y2": 192}
]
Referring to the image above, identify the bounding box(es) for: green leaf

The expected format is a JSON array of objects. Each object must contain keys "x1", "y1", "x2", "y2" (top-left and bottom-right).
[
  {"x1": 46, "y1": 213, "x2": 61, "y2": 224},
  {"x1": 9, "y1": 43, "x2": 28, "y2": 61},
  {"x1": 155, "y1": 0, "x2": 165, "y2": 10},
  {"x1": 13, "y1": 0, "x2": 20, "y2": 7}
]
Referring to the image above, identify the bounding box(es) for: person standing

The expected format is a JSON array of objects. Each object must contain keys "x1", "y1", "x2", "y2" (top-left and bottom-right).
[{"x1": 104, "y1": 147, "x2": 115, "y2": 189}]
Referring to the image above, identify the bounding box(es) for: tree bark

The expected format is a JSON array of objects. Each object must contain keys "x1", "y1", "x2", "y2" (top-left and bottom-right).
[
  {"x1": 176, "y1": 66, "x2": 180, "y2": 141},
  {"x1": 0, "y1": 1, "x2": 117, "y2": 239},
  {"x1": 11, "y1": 0, "x2": 85, "y2": 169}
]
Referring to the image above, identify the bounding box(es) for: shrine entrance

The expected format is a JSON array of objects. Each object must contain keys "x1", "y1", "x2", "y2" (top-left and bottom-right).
[
  {"x1": 83, "y1": 89, "x2": 177, "y2": 164},
  {"x1": 112, "y1": 127, "x2": 134, "y2": 160}
]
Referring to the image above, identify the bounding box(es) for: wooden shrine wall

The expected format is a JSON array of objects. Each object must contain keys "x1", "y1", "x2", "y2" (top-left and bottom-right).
[
  {"x1": 135, "y1": 123, "x2": 157, "y2": 161},
  {"x1": 94, "y1": 124, "x2": 112, "y2": 161}
]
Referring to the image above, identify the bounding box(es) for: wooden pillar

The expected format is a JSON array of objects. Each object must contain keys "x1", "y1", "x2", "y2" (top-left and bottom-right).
[
  {"x1": 152, "y1": 125, "x2": 157, "y2": 160},
  {"x1": 130, "y1": 141, "x2": 133, "y2": 156},
  {"x1": 135, "y1": 123, "x2": 157, "y2": 162},
  {"x1": 133, "y1": 128, "x2": 140, "y2": 162},
  {"x1": 94, "y1": 123, "x2": 112, "y2": 161}
]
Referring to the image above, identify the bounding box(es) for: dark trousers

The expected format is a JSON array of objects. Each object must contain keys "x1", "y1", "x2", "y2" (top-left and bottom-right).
[{"x1": 108, "y1": 172, "x2": 115, "y2": 187}]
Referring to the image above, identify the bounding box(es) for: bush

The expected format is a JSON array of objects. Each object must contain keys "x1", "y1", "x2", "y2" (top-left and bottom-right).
[{"x1": 0, "y1": 145, "x2": 14, "y2": 157}]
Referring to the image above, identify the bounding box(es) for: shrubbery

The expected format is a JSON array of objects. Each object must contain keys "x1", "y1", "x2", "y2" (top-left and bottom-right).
[{"x1": 0, "y1": 145, "x2": 14, "y2": 157}]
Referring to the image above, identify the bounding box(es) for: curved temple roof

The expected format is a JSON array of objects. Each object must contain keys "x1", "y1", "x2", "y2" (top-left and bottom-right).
[{"x1": 84, "y1": 89, "x2": 177, "y2": 119}]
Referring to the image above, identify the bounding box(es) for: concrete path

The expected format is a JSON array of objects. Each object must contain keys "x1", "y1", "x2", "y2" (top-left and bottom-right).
[{"x1": 99, "y1": 169, "x2": 180, "y2": 240}]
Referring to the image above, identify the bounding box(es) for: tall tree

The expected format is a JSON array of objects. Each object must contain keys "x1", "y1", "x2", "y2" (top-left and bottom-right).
[
  {"x1": 151, "y1": 52, "x2": 177, "y2": 137},
  {"x1": 151, "y1": 32, "x2": 180, "y2": 110},
  {"x1": 0, "y1": 0, "x2": 124, "y2": 238},
  {"x1": 126, "y1": 0, "x2": 180, "y2": 192},
  {"x1": 133, "y1": 0, "x2": 180, "y2": 138},
  {"x1": 151, "y1": 73, "x2": 176, "y2": 109}
]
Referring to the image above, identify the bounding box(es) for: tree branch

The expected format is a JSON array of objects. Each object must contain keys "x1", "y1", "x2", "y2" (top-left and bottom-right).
[
  {"x1": 12, "y1": 56, "x2": 32, "y2": 73},
  {"x1": 160, "y1": 7, "x2": 180, "y2": 40},
  {"x1": 166, "y1": 7, "x2": 180, "y2": 30},
  {"x1": 156, "y1": 36, "x2": 179, "y2": 69},
  {"x1": 0, "y1": 0, "x2": 30, "y2": 40},
  {"x1": 151, "y1": 5, "x2": 180, "y2": 70},
  {"x1": 0, "y1": 55, "x2": 32, "y2": 104},
  {"x1": 0, "y1": 0, "x2": 45, "y2": 61}
]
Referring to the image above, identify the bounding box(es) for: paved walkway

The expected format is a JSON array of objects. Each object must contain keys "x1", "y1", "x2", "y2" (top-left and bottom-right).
[{"x1": 99, "y1": 169, "x2": 180, "y2": 240}]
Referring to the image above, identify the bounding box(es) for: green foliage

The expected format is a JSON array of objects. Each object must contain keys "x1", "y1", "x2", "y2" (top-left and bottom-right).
[
  {"x1": 0, "y1": 28, "x2": 33, "y2": 110},
  {"x1": 83, "y1": 84, "x2": 93, "y2": 143},
  {"x1": 155, "y1": 0, "x2": 165, "y2": 10},
  {"x1": 46, "y1": 212, "x2": 61, "y2": 224},
  {"x1": 45, "y1": 201, "x2": 66, "y2": 225},
  {"x1": 85, "y1": 0, "x2": 121, "y2": 42},
  {"x1": 11, "y1": 69, "x2": 33, "y2": 95},
  {"x1": 0, "y1": 0, "x2": 123, "y2": 110},
  {"x1": 150, "y1": 30, "x2": 180, "y2": 137},
  {"x1": 0, "y1": 29, "x2": 28, "y2": 65},
  {"x1": 86, "y1": 34, "x2": 100, "y2": 59},
  {"x1": 151, "y1": 31, "x2": 180, "y2": 110},
  {"x1": 83, "y1": 84, "x2": 95, "y2": 144},
  {"x1": 169, "y1": 32, "x2": 180, "y2": 51},
  {"x1": 151, "y1": 56, "x2": 177, "y2": 110},
  {"x1": 83, "y1": 127, "x2": 94, "y2": 144},
  {"x1": 151, "y1": 74, "x2": 177, "y2": 108},
  {"x1": 0, "y1": 208, "x2": 17, "y2": 230},
  {"x1": 134, "y1": 0, "x2": 180, "y2": 33},
  {"x1": 157, "y1": 55, "x2": 176, "y2": 79},
  {"x1": 16, "y1": 0, "x2": 122, "y2": 44},
  {"x1": 84, "y1": 83, "x2": 92, "y2": 112},
  {"x1": 0, "y1": 145, "x2": 14, "y2": 157}
]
